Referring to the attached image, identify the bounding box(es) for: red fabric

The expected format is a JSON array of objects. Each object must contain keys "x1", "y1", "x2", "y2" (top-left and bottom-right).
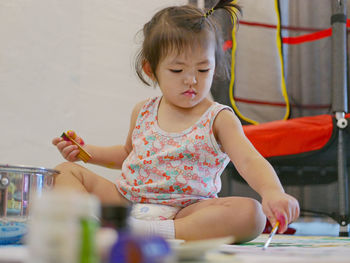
[
  {"x1": 263, "y1": 220, "x2": 296, "y2": 235},
  {"x1": 243, "y1": 115, "x2": 334, "y2": 158},
  {"x1": 282, "y1": 28, "x2": 332, "y2": 45},
  {"x1": 223, "y1": 19, "x2": 350, "y2": 49}
]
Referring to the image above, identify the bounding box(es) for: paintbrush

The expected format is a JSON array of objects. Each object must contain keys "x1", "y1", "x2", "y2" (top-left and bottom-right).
[
  {"x1": 263, "y1": 221, "x2": 280, "y2": 250},
  {"x1": 61, "y1": 132, "x2": 92, "y2": 163}
]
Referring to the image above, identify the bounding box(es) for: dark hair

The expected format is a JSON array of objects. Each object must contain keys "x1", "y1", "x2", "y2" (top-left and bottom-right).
[{"x1": 135, "y1": 0, "x2": 241, "y2": 86}]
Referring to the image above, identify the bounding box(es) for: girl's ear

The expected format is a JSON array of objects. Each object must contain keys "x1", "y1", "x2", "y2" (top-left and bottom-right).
[{"x1": 143, "y1": 61, "x2": 155, "y2": 80}]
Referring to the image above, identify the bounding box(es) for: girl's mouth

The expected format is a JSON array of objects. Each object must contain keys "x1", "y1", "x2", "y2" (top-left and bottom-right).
[{"x1": 183, "y1": 90, "x2": 196, "y2": 97}]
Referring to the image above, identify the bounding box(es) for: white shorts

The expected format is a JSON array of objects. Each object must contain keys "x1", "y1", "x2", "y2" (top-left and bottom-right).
[{"x1": 131, "y1": 203, "x2": 181, "y2": 220}]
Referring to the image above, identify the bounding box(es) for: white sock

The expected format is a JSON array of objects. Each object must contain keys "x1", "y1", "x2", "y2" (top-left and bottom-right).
[{"x1": 128, "y1": 217, "x2": 175, "y2": 239}]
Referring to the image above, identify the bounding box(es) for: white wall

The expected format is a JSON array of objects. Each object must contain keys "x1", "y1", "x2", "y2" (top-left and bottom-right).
[{"x1": 0, "y1": 0, "x2": 187, "y2": 181}]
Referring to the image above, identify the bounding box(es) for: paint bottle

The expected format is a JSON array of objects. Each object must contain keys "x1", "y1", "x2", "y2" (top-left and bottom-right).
[
  {"x1": 101, "y1": 205, "x2": 173, "y2": 263},
  {"x1": 27, "y1": 190, "x2": 100, "y2": 263}
]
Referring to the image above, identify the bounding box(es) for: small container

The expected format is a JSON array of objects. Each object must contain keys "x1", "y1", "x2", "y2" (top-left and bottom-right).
[
  {"x1": 109, "y1": 234, "x2": 172, "y2": 263},
  {"x1": 27, "y1": 190, "x2": 100, "y2": 263},
  {"x1": 102, "y1": 205, "x2": 173, "y2": 263},
  {"x1": 0, "y1": 164, "x2": 58, "y2": 245},
  {"x1": 101, "y1": 205, "x2": 131, "y2": 230},
  {"x1": 98, "y1": 205, "x2": 132, "y2": 262}
]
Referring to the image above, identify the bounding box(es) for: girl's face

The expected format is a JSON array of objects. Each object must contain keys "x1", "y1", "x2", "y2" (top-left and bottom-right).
[{"x1": 154, "y1": 42, "x2": 216, "y2": 109}]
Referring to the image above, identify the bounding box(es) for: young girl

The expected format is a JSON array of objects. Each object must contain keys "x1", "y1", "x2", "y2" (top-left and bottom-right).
[{"x1": 52, "y1": 0, "x2": 299, "y2": 243}]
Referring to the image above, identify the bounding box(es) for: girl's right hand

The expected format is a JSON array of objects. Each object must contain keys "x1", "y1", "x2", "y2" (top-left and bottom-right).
[{"x1": 52, "y1": 130, "x2": 85, "y2": 162}]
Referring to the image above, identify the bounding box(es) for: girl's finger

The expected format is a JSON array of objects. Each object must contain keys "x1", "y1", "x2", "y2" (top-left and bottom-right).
[
  {"x1": 284, "y1": 198, "x2": 298, "y2": 224},
  {"x1": 67, "y1": 130, "x2": 77, "y2": 139},
  {"x1": 77, "y1": 137, "x2": 85, "y2": 146},
  {"x1": 275, "y1": 212, "x2": 288, "y2": 233},
  {"x1": 291, "y1": 200, "x2": 300, "y2": 222},
  {"x1": 263, "y1": 204, "x2": 276, "y2": 227},
  {"x1": 52, "y1": 137, "x2": 63, "y2": 146},
  {"x1": 61, "y1": 144, "x2": 78, "y2": 158},
  {"x1": 57, "y1": 141, "x2": 72, "y2": 152},
  {"x1": 285, "y1": 204, "x2": 293, "y2": 226},
  {"x1": 295, "y1": 203, "x2": 300, "y2": 220},
  {"x1": 67, "y1": 149, "x2": 80, "y2": 161}
]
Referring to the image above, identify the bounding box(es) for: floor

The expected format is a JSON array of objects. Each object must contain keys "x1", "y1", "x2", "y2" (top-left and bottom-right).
[
  {"x1": 0, "y1": 216, "x2": 349, "y2": 263},
  {"x1": 213, "y1": 234, "x2": 350, "y2": 263}
]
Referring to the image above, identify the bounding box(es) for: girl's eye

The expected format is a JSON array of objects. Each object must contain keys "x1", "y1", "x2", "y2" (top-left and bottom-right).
[
  {"x1": 199, "y1": 69, "x2": 210, "y2": 73},
  {"x1": 170, "y1": 69, "x2": 182, "y2": 73}
]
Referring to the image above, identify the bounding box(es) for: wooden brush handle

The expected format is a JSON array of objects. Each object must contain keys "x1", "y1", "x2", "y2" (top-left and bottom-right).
[{"x1": 61, "y1": 132, "x2": 92, "y2": 163}]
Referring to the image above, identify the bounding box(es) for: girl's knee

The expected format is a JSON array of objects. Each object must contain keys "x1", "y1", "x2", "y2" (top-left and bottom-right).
[
  {"x1": 244, "y1": 198, "x2": 266, "y2": 231},
  {"x1": 54, "y1": 162, "x2": 85, "y2": 182},
  {"x1": 55, "y1": 162, "x2": 85, "y2": 175},
  {"x1": 226, "y1": 197, "x2": 266, "y2": 243},
  {"x1": 245, "y1": 198, "x2": 265, "y2": 219},
  {"x1": 55, "y1": 161, "x2": 81, "y2": 171}
]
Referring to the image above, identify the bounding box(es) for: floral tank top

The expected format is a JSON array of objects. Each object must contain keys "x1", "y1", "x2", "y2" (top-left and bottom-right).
[{"x1": 117, "y1": 97, "x2": 232, "y2": 207}]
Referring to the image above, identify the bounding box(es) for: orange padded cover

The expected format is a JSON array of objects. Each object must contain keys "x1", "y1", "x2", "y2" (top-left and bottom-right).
[{"x1": 243, "y1": 114, "x2": 334, "y2": 157}]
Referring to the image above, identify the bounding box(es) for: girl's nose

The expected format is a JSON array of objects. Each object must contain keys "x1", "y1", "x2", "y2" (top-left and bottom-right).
[{"x1": 184, "y1": 74, "x2": 197, "y2": 85}]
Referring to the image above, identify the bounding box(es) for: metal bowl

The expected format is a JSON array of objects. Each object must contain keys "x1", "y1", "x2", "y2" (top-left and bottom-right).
[{"x1": 0, "y1": 164, "x2": 59, "y2": 245}]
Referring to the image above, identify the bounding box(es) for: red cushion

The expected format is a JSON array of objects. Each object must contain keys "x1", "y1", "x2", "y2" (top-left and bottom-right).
[{"x1": 243, "y1": 115, "x2": 334, "y2": 157}]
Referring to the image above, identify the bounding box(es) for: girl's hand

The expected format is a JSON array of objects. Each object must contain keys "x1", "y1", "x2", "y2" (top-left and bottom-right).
[
  {"x1": 262, "y1": 191, "x2": 300, "y2": 233},
  {"x1": 52, "y1": 130, "x2": 86, "y2": 162}
]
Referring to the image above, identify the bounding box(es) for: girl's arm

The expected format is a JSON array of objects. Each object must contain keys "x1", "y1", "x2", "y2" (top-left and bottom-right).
[
  {"x1": 52, "y1": 100, "x2": 146, "y2": 169},
  {"x1": 85, "y1": 101, "x2": 145, "y2": 169},
  {"x1": 213, "y1": 109, "x2": 299, "y2": 233}
]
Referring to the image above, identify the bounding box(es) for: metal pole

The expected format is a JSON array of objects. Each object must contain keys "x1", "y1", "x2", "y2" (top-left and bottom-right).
[
  {"x1": 331, "y1": 0, "x2": 349, "y2": 236},
  {"x1": 332, "y1": 0, "x2": 348, "y2": 112}
]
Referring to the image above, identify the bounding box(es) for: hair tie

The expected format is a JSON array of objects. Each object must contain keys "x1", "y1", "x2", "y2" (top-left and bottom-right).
[{"x1": 204, "y1": 8, "x2": 215, "y2": 18}]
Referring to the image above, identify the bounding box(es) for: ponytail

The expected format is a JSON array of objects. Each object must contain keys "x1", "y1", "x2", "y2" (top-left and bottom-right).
[{"x1": 204, "y1": 0, "x2": 241, "y2": 22}]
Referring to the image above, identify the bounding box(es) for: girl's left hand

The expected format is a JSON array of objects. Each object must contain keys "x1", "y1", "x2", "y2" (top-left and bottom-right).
[{"x1": 262, "y1": 191, "x2": 300, "y2": 233}]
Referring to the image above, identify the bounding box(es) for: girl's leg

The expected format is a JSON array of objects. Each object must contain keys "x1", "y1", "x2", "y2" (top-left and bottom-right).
[
  {"x1": 174, "y1": 197, "x2": 266, "y2": 243},
  {"x1": 53, "y1": 162, "x2": 130, "y2": 205}
]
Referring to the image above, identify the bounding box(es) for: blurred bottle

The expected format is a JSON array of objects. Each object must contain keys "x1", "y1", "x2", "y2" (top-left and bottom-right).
[{"x1": 27, "y1": 190, "x2": 100, "y2": 263}]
